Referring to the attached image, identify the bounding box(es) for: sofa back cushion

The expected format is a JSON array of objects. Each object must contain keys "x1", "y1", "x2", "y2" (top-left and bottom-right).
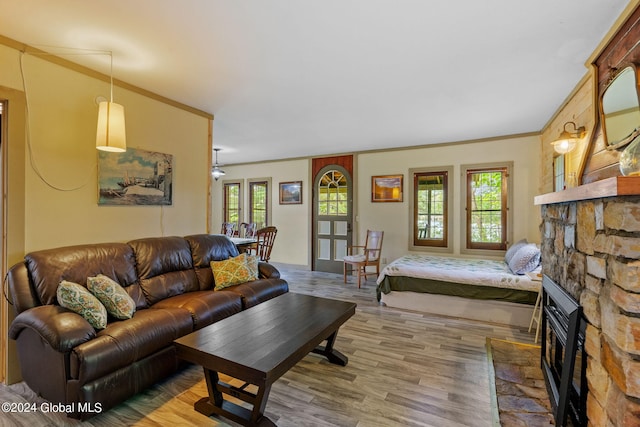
[
  {"x1": 184, "y1": 234, "x2": 239, "y2": 290},
  {"x1": 24, "y1": 243, "x2": 141, "y2": 308},
  {"x1": 128, "y1": 236, "x2": 198, "y2": 306}
]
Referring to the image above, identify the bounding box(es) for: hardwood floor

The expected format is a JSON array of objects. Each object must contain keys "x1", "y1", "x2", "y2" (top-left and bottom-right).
[{"x1": 0, "y1": 267, "x2": 535, "y2": 427}]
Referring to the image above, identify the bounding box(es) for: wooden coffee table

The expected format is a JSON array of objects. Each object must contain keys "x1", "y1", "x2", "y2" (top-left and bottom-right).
[{"x1": 174, "y1": 292, "x2": 356, "y2": 426}]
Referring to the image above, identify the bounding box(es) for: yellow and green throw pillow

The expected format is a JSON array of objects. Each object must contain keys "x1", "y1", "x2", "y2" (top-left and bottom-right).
[{"x1": 211, "y1": 253, "x2": 259, "y2": 290}]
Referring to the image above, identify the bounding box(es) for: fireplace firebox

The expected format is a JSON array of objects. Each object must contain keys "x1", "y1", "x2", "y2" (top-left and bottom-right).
[{"x1": 541, "y1": 275, "x2": 587, "y2": 427}]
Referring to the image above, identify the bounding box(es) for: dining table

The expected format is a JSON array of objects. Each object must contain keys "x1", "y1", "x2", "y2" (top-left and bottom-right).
[{"x1": 229, "y1": 237, "x2": 257, "y2": 253}]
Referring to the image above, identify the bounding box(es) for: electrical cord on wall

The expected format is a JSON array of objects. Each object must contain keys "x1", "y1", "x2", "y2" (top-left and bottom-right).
[
  {"x1": 2, "y1": 273, "x2": 12, "y2": 305},
  {"x1": 160, "y1": 205, "x2": 165, "y2": 237},
  {"x1": 19, "y1": 49, "x2": 106, "y2": 192}
]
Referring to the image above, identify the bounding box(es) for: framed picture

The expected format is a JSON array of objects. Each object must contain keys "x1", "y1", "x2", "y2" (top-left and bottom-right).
[
  {"x1": 98, "y1": 147, "x2": 173, "y2": 206},
  {"x1": 371, "y1": 174, "x2": 403, "y2": 202},
  {"x1": 279, "y1": 181, "x2": 302, "y2": 204}
]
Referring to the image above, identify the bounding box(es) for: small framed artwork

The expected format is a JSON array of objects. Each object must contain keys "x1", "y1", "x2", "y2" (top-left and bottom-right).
[
  {"x1": 279, "y1": 181, "x2": 303, "y2": 204},
  {"x1": 371, "y1": 174, "x2": 403, "y2": 202}
]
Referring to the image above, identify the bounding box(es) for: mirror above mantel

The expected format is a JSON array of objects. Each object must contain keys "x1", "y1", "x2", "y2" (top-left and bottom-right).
[{"x1": 600, "y1": 65, "x2": 640, "y2": 150}]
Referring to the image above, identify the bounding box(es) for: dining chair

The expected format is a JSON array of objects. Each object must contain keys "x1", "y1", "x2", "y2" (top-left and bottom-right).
[
  {"x1": 221, "y1": 222, "x2": 236, "y2": 237},
  {"x1": 239, "y1": 222, "x2": 257, "y2": 239},
  {"x1": 343, "y1": 230, "x2": 384, "y2": 288},
  {"x1": 248, "y1": 226, "x2": 277, "y2": 262}
]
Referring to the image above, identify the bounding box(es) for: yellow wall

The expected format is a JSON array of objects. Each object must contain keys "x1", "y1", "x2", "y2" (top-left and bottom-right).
[
  {"x1": 219, "y1": 134, "x2": 541, "y2": 269},
  {"x1": 0, "y1": 42, "x2": 211, "y2": 382},
  {"x1": 0, "y1": 45, "x2": 212, "y2": 250}
]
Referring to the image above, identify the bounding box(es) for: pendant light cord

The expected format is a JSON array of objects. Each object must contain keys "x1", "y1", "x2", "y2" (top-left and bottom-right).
[
  {"x1": 109, "y1": 52, "x2": 114, "y2": 103},
  {"x1": 18, "y1": 48, "x2": 112, "y2": 192}
]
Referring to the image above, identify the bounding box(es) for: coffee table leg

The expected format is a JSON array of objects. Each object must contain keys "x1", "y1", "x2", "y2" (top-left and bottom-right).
[
  {"x1": 193, "y1": 368, "x2": 223, "y2": 415},
  {"x1": 193, "y1": 367, "x2": 276, "y2": 426},
  {"x1": 311, "y1": 330, "x2": 349, "y2": 366},
  {"x1": 250, "y1": 382, "x2": 272, "y2": 424}
]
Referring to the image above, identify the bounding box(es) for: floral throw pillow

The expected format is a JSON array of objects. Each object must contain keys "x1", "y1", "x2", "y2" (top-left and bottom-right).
[
  {"x1": 87, "y1": 274, "x2": 136, "y2": 320},
  {"x1": 57, "y1": 280, "x2": 108, "y2": 329},
  {"x1": 211, "y1": 253, "x2": 258, "y2": 291}
]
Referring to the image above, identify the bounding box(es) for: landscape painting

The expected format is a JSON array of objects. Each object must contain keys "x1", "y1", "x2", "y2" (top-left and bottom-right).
[
  {"x1": 371, "y1": 174, "x2": 403, "y2": 202},
  {"x1": 98, "y1": 148, "x2": 173, "y2": 206}
]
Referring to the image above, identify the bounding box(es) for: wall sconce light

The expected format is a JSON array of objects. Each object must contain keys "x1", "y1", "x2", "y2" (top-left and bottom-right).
[
  {"x1": 551, "y1": 121, "x2": 585, "y2": 154},
  {"x1": 212, "y1": 148, "x2": 226, "y2": 181},
  {"x1": 96, "y1": 53, "x2": 126, "y2": 152}
]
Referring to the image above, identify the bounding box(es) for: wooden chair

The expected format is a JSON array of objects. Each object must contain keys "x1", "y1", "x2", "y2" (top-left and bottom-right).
[
  {"x1": 239, "y1": 222, "x2": 257, "y2": 238},
  {"x1": 343, "y1": 230, "x2": 384, "y2": 288},
  {"x1": 248, "y1": 226, "x2": 277, "y2": 262},
  {"x1": 221, "y1": 222, "x2": 236, "y2": 237}
]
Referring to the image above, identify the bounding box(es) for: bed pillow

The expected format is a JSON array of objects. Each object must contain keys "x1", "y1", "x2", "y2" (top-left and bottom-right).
[
  {"x1": 505, "y1": 238, "x2": 528, "y2": 264},
  {"x1": 57, "y1": 280, "x2": 108, "y2": 329},
  {"x1": 87, "y1": 274, "x2": 136, "y2": 320},
  {"x1": 508, "y1": 243, "x2": 541, "y2": 275}
]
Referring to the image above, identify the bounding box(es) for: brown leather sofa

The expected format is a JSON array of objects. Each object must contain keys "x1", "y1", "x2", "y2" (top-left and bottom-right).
[{"x1": 6, "y1": 234, "x2": 288, "y2": 419}]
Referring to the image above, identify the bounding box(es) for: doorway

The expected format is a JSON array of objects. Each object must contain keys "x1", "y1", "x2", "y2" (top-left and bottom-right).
[{"x1": 312, "y1": 155, "x2": 354, "y2": 273}]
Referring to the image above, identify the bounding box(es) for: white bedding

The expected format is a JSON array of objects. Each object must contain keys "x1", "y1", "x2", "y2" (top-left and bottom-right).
[{"x1": 376, "y1": 254, "x2": 540, "y2": 292}]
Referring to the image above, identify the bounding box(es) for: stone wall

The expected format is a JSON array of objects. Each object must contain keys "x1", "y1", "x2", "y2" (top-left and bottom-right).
[{"x1": 540, "y1": 196, "x2": 640, "y2": 426}]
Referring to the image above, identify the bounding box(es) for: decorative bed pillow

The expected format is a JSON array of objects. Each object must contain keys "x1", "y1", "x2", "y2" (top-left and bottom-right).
[
  {"x1": 87, "y1": 274, "x2": 136, "y2": 320},
  {"x1": 508, "y1": 243, "x2": 541, "y2": 275},
  {"x1": 57, "y1": 280, "x2": 108, "y2": 329},
  {"x1": 211, "y1": 253, "x2": 258, "y2": 290},
  {"x1": 504, "y1": 238, "x2": 528, "y2": 264}
]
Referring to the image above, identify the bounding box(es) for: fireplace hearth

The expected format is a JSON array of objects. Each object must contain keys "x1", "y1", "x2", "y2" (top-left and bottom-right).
[{"x1": 541, "y1": 275, "x2": 587, "y2": 427}]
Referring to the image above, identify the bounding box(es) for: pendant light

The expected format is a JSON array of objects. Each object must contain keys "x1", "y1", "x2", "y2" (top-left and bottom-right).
[
  {"x1": 212, "y1": 148, "x2": 226, "y2": 180},
  {"x1": 96, "y1": 53, "x2": 126, "y2": 152}
]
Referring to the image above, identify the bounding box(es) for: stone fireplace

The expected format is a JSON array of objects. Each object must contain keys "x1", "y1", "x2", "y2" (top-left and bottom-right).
[{"x1": 536, "y1": 176, "x2": 640, "y2": 426}]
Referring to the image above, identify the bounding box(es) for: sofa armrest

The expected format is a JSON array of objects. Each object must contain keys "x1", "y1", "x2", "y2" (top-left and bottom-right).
[
  {"x1": 8, "y1": 305, "x2": 96, "y2": 352},
  {"x1": 258, "y1": 262, "x2": 280, "y2": 279}
]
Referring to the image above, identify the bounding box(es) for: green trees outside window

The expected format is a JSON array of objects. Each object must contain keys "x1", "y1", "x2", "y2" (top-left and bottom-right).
[{"x1": 466, "y1": 167, "x2": 507, "y2": 250}]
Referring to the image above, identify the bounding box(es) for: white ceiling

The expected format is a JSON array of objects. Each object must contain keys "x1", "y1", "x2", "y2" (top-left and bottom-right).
[{"x1": 0, "y1": 0, "x2": 631, "y2": 165}]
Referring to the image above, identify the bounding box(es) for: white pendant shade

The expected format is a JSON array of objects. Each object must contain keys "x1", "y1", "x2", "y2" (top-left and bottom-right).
[{"x1": 96, "y1": 101, "x2": 126, "y2": 152}]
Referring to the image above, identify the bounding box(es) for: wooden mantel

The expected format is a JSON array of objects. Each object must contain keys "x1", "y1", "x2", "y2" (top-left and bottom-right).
[{"x1": 534, "y1": 176, "x2": 640, "y2": 205}]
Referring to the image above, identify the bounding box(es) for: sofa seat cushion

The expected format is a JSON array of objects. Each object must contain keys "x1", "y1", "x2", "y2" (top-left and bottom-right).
[
  {"x1": 226, "y1": 278, "x2": 289, "y2": 309},
  {"x1": 151, "y1": 290, "x2": 243, "y2": 330},
  {"x1": 70, "y1": 307, "x2": 193, "y2": 383}
]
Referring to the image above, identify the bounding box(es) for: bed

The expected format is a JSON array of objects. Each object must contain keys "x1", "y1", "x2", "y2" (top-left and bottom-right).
[{"x1": 376, "y1": 253, "x2": 541, "y2": 327}]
